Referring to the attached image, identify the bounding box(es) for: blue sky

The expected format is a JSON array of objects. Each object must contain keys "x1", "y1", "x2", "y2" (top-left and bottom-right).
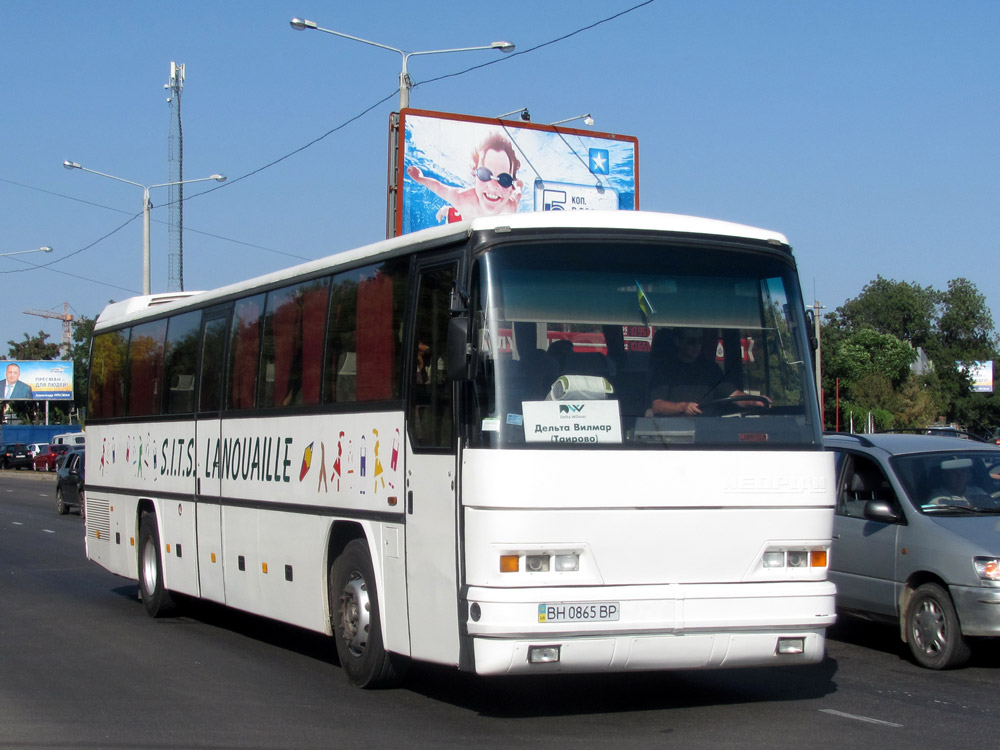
[{"x1": 3, "y1": 1, "x2": 998, "y2": 353}]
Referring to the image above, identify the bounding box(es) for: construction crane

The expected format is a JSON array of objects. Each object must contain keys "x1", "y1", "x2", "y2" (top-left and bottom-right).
[{"x1": 23, "y1": 302, "x2": 74, "y2": 356}]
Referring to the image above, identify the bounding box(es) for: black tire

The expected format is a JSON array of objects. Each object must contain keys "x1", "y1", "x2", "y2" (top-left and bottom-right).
[
  {"x1": 56, "y1": 487, "x2": 68, "y2": 515},
  {"x1": 138, "y1": 513, "x2": 176, "y2": 617},
  {"x1": 329, "y1": 538, "x2": 406, "y2": 688},
  {"x1": 905, "y1": 583, "x2": 971, "y2": 669}
]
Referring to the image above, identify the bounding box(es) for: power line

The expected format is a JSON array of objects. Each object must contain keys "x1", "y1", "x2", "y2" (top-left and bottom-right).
[{"x1": 0, "y1": 176, "x2": 308, "y2": 261}]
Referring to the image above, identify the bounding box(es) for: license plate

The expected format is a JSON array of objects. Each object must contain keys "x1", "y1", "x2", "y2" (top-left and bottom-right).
[{"x1": 538, "y1": 602, "x2": 620, "y2": 623}]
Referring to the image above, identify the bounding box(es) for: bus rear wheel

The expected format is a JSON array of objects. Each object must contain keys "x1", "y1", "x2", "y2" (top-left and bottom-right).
[
  {"x1": 330, "y1": 538, "x2": 405, "y2": 688},
  {"x1": 138, "y1": 513, "x2": 175, "y2": 618}
]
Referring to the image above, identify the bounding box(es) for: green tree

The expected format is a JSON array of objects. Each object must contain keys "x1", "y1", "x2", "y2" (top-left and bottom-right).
[
  {"x1": 824, "y1": 276, "x2": 1000, "y2": 432},
  {"x1": 833, "y1": 276, "x2": 937, "y2": 347},
  {"x1": 7, "y1": 331, "x2": 60, "y2": 361},
  {"x1": 70, "y1": 315, "x2": 95, "y2": 423}
]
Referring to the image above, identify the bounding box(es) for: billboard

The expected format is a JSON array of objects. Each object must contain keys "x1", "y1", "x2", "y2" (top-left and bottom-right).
[
  {"x1": 395, "y1": 109, "x2": 638, "y2": 236},
  {"x1": 960, "y1": 361, "x2": 993, "y2": 393},
  {"x1": 1, "y1": 360, "x2": 74, "y2": 401}
]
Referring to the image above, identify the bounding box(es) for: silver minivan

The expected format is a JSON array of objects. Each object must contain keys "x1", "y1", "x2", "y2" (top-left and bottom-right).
[{"x1": 825, "y1": 432, "x2": 1000, "y2": 668}]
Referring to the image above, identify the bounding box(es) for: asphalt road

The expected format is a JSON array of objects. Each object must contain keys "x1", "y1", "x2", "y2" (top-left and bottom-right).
[{"x1": 2, "y1": 470, "x2": 999, "y2": 749}]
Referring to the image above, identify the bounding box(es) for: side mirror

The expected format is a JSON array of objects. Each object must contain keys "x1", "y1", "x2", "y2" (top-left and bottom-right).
[
  {"x1": 805, "y1": 308, "x2": 818, "y2": 352},
  {"x1": 864, "y1": 500, "x2": 902, "y2": 524},
  {"x1": 446, "y1": 317, "x2": 472, "y2": 381}
]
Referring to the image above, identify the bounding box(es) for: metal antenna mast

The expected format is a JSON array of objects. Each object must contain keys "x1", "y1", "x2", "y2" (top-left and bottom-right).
[{"x1": 166, "y1": 62, "x2": 185, "y2": 291}]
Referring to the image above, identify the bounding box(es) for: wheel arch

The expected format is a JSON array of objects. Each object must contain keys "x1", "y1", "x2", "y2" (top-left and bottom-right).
[{"x1": 899, "y1": 571, "x2": 952, "y2": 643}]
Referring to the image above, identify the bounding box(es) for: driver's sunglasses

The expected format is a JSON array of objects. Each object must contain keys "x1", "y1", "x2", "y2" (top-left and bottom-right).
[{"x1": 475, "y1": 167, "x2": 514, "y2": 189}]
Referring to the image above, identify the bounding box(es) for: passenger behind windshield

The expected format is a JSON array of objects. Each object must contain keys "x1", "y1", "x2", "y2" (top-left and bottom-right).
[
  {"x1": 925, "y1": 458, "x2": 992, "y2": 508},
  {"x1": 646, "y1": 328, "x2": 769, "y2": 417}
]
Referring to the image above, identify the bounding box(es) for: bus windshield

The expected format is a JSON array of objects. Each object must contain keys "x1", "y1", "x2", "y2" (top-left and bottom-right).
[{"x1": 472, "y1": 238, "x2": 819, "y2": 448}]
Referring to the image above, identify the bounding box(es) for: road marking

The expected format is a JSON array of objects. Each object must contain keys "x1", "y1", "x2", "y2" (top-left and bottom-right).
[
  {"x1": 43, "y1": 529, "x2": 55, "y2": 534},
  {"x1": 819, "y1": 709, "x2": 903, "y2": 728}
]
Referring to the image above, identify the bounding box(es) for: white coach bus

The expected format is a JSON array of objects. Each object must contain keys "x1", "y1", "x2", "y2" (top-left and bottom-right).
[{"x1": 85, "y1": 210, "x2": 835, "y2": 687}]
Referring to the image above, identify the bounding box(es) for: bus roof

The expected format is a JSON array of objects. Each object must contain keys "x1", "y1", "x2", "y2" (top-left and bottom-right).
[{"x1": 94, "y1": 210, "x2": 790, "y2": 332}]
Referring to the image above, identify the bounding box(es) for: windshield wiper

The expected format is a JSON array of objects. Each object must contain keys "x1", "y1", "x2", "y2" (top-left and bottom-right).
[{"x1": 921, "y1": 504, "x2": 982, "y2": 514}]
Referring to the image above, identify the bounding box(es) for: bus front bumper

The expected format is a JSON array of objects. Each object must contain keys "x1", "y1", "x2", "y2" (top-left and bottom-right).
[{"x1": 464, "y1": 581, "x2": 836, "y2": 675}]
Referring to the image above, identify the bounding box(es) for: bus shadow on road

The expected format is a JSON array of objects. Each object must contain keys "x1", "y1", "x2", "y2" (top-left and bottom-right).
[
  {"x1": 405, "y1": 657, "x2": 838, "y2": 718},
  {"x1": 111, "y1": 584, "x2": 842, "y2": 714}
]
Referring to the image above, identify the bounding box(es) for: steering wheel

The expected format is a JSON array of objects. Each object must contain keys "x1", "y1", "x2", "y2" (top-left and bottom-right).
[{"x1": 697, "y1": 395, "x2": 771, "y2": 415}]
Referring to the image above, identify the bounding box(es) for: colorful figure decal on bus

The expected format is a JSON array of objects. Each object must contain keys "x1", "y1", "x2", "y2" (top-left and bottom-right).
[
  {"x1": 299, "y1": 442, "x2": 313, "y2": 482},
  {"x1": 317, "y1": 442, "x2": 328, "y2": 492},
  {"x1": 372, "y1": 429, "x2": 384, "y2": 493},
  {"x1": 333, "y1": 431, "x2": 344, "y2": 491}
]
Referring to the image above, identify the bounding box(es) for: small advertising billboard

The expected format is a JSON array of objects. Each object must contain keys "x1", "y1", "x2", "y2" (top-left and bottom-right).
[
  {"x1": 1, "y1": 360, "x2": 74, "y2": 401},
  {"x1": 960, "y1": 361, "x2": 993, "y2": 393},
  {"x1": 395, "y1": 109, "x2": 638, "y2": 236}
]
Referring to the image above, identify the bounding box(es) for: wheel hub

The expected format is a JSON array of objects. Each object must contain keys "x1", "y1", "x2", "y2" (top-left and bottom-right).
[
  {"x1": 338, "y1": 572, "x2": 371, "y2": 656},
  {"x1": 912, "y1": 599, "x2": 945, "y2": 655}
]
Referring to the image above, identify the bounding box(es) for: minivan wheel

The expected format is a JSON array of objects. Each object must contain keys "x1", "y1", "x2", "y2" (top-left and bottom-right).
[{"x1": 905, "y1": 583, "x2": 971, "y2": 669}]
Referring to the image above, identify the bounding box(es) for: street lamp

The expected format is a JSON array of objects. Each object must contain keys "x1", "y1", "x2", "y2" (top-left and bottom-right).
[
  {"x1": 290, "y1": 17, "x2": 515, "y2": 110},
  {"x1": 63, "y1": 161, "x2": 225, "y2": 295},
  {"x1": 550, "y1": 114, "x2": 595, "y2": 127},
  {"x1": 0, "y1": 246, "x2": 53, "y2": 258}
]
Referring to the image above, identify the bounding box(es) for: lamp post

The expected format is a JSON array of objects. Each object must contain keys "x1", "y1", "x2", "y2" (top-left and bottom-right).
[
  {"x1": 550, "y1": 114, "x2": 595, "y2": 127},
  {"x1": 63, "y1": 161, "x2": 225, "y2": 295},
  {"x1": 290, "y1": 17, "x2": 514, "y2": 111},
  {"x1": 0, "y1": 246, "x2": 53, "y2": 258}
]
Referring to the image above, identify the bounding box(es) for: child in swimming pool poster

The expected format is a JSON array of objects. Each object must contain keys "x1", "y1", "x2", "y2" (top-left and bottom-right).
[{"x1": 397, "y1": 110, "x2": 638, "y2": 236}]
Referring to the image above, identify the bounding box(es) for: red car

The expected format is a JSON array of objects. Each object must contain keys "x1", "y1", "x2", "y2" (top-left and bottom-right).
[{"x1": 32, "y1": 443, "x2": 70, "y2": 472}]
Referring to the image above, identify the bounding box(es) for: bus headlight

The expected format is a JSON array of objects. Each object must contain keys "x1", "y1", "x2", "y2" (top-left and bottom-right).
[
  {"x1": 554, "y1": 554, "x2": 579, "y2": 572},
  {"x1": 498, "y1": 551, "x2": 581, "y2": 574},
  {"x1": 761, "y1": 547, "x2": 828, "y2": 570},
  {"x1": 526, "y1": 555, "x2": 550, "y2": 572}
]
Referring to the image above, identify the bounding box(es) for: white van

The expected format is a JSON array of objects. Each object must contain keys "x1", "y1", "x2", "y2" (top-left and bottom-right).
[{"x1": 52, "y1": 432, "x2": 85, "y2": 446}]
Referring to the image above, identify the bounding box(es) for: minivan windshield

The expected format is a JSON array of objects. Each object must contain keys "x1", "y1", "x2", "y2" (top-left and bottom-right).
[
  {"x1": 892, "y1": 451, "x2": 1000, "y2": 513},
  {"x1": 469, "y1": 238, "x2": 820, "y2": 448}
]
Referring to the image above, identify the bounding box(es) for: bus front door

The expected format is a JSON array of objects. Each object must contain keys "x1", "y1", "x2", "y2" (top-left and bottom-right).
[{"x1": 404, "y1": 259, "x2": 461, "y2": 666}]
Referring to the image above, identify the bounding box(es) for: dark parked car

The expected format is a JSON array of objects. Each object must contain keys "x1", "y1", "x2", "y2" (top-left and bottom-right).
[
  {"x1": 32, "y1": 443, "x2": 70, "y2": 472},
  {"x1": 825, "y1": 432, "x2": 1000, "y2": 669},
  {"x1": 1, "y1": 443, "x2": 31, "y2": 470},
  {"x1": 56, "y1": 449, "x2": 85, "y2": 518}
]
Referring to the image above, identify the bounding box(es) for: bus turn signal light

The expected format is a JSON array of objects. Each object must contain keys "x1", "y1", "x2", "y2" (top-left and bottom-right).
[{"x1": 500, "y1": 555, "x2": 520, "y2": 573}]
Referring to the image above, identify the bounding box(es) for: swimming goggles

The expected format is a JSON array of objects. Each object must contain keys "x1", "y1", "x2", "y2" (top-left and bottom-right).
[{"x1": 475, "y1": 167, "x2": 515, "y2": 189}]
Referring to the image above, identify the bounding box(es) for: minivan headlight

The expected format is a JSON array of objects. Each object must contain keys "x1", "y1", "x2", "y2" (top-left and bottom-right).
[{"x1": 973, "y1": 557, "x2": 1000, "y2": 581}]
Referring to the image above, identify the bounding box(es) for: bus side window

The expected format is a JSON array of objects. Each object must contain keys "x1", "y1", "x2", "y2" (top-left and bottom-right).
[
  {"x1": 409, "y1": 263, "x2": 457, "y2": 448},
  {"x1": 163, "y1": 310, "x2": 202, "y2": 414},
  {"x1": 260, "y1": 281, "x2": 330, "y2": 408},
  {"x1": 326, "y1": 261, "x2": 406, "y2": 404},
  {"x1": 198, "y1": 309, "x2": 231, "y2": 412},
  {"x1": 89, "y1": 330, "x2": 128, "y2": 419},
  {"x1": 126, "y1": 319, "x2": 167, "y2": 417},
  {"x1": 227, "y1": 294, "x2": 264, "y2": 410}
]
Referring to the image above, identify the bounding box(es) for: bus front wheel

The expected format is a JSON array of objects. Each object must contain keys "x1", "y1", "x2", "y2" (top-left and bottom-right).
[
  {"x1": 329, "y1": 539, "x2": 404, "y2": 688},
  {"x1": 138, "y1": 513, "x2": 175, "y2": 618}
]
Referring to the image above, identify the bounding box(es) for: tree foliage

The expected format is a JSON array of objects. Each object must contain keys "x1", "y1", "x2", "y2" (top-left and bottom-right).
[{"x1": 822, "y1": 276, "x2": 1000, "y2": 434}]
